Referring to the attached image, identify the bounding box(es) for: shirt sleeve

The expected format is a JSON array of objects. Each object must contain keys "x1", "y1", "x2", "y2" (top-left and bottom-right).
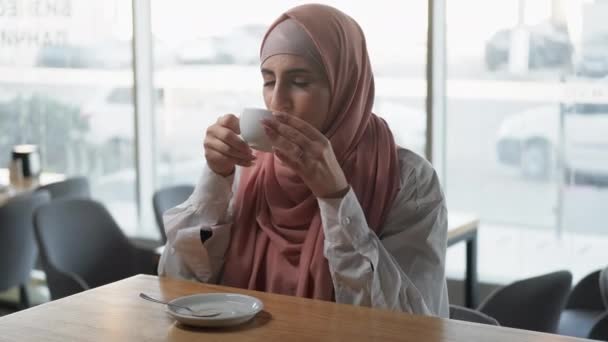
[
  {"x1": 157, "y1": 164, "x2": 238, "y2": 283},
  {"x1": 318, "y1": 148, "x2": 449, "y2": 317}
]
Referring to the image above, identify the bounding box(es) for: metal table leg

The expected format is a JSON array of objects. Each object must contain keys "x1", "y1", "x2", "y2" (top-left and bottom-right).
[{"x1": 465, "y1": 231, "x2": 478, "y2": 308}]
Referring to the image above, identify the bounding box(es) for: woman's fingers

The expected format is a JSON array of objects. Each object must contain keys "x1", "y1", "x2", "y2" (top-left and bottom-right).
[
  {"x1": 261, "y1": 114, "x2": 330, "y2": 162},
  {"x1": 261, "y1": 121, "x2": 303, "y2": 161},
  {"x1": 207, "y1": 123, "x2": 252, "y2": 156},
  {"x1": 217, "y1": 114, "x2": 241, "y2": 134},
  {"x1": 204, "y1": 114, "x2": 257, "y2": 176},
  {"x1": 205, "y1": 147, "x2": 255, "y2": 168},
  {"x1": 258, "y1": 113, "x2": 348, "y2": 198},
  {"x1": 273, "y1": 112, "x2": 325, "y2": 141},
  {"x1": 272, "y1": 147, "x2": 300, "y2": 169},
  {"x1": 260, "y1": 115, "x2": 315, "y2": 160},
  {"x1": 204, "y1": 135, "x2": 255, "y2": 163},
  {"x1": 261, "y1": 116, "x2": 310, "y2": 149}
]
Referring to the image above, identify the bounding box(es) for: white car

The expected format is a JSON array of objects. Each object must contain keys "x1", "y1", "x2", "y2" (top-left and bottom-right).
[{"x1": 496, "y1": 103, "x2": 608, "y2": 183}]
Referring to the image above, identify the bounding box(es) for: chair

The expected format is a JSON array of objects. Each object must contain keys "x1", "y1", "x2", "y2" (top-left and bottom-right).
[
  {"x1": 0, "y1": 191, "x2": 50, "y2": 308},
  {"x1": 38, "y1": 176, "x2": 90, "y2": 200},
  {"x1": 152, "y1": 184, "x2": 194, "y2": 243},
  {"x1": 449, "y1": 305, "x2": 499, "y2": 326},
  {"x1": 33, "y1": 198, "x2": 157, "y2": 300},
  {"x1": 478, "y1": 271, "x2": 572, "y2": 333},
  {"x1": 589, "y1": 311, "x2": 608, "y2": 341},
  {"x1": 558, "y1": 267, "x2": 608, "y2": 338},
  {"x1": 34, "y1": 177, "x2": 91, "y2": 272}
]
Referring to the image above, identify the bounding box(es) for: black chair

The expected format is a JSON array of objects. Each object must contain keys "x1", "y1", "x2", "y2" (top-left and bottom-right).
[
  {"x1": 589, "y1": 311, "x2": 608, "y2": 341},
  {"x1": 478, "y1": 271, "x2": 572, "y2": 333},
  {"x1": 558, "y1": 267, "x2": 608, "y2": 338},
  {"x1": 0, "y1": 191, "x2": 50, "y2": 308},
  {"x1": 152, "y1": 184, "x2": 194, "y2": 243},
  {"x1": 449, "y1": 305, "x2": 499, "y2": 326},
  {"x1": 38, "y1": 176, "x2": 90, "y2": 200},
  {"x1": 33, "y1": 198, "x2": 157, "y2": 300}
]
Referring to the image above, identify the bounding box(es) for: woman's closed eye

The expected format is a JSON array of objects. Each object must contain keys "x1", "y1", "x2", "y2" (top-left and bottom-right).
[
  {"x1": 292, "y1": 78, "x2": 310, "y2": 87},
  {"x1": 263, "y1": 79, "x2": 310, "y2": 88}
]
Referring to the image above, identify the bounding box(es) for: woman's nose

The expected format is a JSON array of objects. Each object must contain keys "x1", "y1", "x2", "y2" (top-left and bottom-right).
[{"x1": 270, "y1": 84, "x2": 292, "y2": 113}]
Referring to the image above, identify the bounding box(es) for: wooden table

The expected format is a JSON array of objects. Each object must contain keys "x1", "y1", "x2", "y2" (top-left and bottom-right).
[
  {"x1": 447, "y1": 212, "x2": 479, "y2": 308},
  {"x1": 0, "y1": 275, "x2": 589, "y2": 341}
]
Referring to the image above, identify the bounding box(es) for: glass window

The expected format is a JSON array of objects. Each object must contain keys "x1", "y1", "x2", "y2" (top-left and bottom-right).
[
  {"x1": 445, "y1": 0, "x2": 608, "y2": 283},
  {"x1": 0, "y1": 0, "x2": 138, "y2": 233},
  {"x1": 151, "y1": 1, "x2": 428, "y2": 188},
  {"x1": 106, "y1": 88, "x2": 133, "y2": 105}
]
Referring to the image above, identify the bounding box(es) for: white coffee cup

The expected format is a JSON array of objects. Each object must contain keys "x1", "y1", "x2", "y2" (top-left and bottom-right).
[{"x1": 240, "y1": 107, "x2": 274, "y2": 152}]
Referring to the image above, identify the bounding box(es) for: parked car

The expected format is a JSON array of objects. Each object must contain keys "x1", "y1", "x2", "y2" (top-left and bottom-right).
[
  {"x1": 496, "y1": 102, "x2": 608, "y2": 183},
  {"x1": 485, "y1": 21, "x2": 573, "y2": 71},
  {"x1": 575, "y1": 33, "x2": 608, "y2": 79}
]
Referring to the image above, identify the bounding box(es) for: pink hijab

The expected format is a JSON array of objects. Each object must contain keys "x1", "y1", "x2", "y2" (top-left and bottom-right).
[{"x1": 221, "y1": 4, "x2": 401, "y2": 301}]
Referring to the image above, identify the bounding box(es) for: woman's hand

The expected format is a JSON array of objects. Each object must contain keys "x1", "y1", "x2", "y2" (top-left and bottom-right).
[
  {"x1": 204, "y1": 114, "x2": 256, "y2": 177},
  {"x1": 261, "y1": 112, "x2": 349, "y2": 198}
]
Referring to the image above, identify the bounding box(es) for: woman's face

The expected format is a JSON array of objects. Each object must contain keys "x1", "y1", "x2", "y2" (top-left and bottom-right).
[{"x1": 261, "y1": 54, "x2": 331, "y2": 132}]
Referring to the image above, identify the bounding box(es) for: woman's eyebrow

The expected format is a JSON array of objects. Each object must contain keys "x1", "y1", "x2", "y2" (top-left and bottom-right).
[
  {"x1": 261, "y1": 68, "x2": 313, "y2": 75},
  {"x1": 285, "y1": 68, "x2": 313, "y2": 74}
]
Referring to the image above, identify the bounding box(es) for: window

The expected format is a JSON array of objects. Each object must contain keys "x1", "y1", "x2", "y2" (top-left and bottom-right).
[
  {"x1": 445, "y1": 0, "x2": 608, "y2": 283},
  {"x1": 151, "y1": 0, "x2": 428, "y2": 189},
  {"x1": 105, "y1": 87, "x2": 164, "y2": 105},
  {"x1": 0, "y1": 0, "x2": 139, "y2": 233},
  {"x1": 5, "y1": 0, "x2": 605, "y2": 286}
]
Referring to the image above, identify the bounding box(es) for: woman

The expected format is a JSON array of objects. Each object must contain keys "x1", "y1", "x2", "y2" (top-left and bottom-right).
[{"x1": 158, "y1": 4, "x2": 448, "y2": 317}]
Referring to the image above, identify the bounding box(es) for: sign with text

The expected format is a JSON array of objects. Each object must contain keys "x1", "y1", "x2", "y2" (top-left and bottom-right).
[
  {"x1": 0, "y1": 0, "x2": 128, "y2": 66},
  {"x1": 0, "y1": 0, "x2": 71, "y2": 48}
]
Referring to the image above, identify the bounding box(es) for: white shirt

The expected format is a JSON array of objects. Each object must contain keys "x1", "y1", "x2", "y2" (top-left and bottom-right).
[{"x1": 158, "y1": 147, "x2": 449, "y2": 317}]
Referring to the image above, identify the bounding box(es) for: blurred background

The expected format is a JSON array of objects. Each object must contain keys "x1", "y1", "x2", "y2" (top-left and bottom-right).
[{"x1": 0, "y1": 0, "x2": 607, "y2": 293}]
